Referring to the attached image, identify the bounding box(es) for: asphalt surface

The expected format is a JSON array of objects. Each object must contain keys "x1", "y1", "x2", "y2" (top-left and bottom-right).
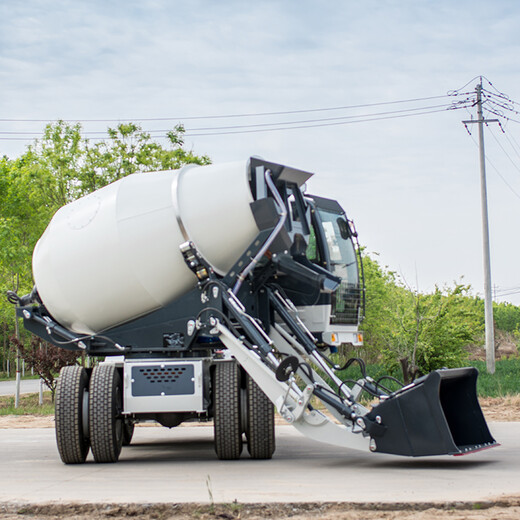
[
  {"x1": 0, "y1": 422, "x2": 517, "y2": 504},
  {"x1": 0, "y1": 378, "x2": 45, "y2": 396}
]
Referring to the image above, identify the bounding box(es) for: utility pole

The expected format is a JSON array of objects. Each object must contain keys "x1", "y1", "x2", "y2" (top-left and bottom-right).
[
  {"x1": 463, "y1": 78, "x2": 498, "y2": 374},
  {"x1": 13, "y1": 275, "x2": 21, "y2": 408}
]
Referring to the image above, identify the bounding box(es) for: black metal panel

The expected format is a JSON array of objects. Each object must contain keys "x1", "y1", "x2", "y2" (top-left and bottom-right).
[
  {"x1": 249, "y1": 157, "x2": 313, "y2": 191},
  {"x1": 306, "y1": 194, "x2": 344, "y2": 215},
  {"x1": 221, "y1": 228, "x2": 273, "y2": 286},
  {"x1": 249, "y1": 199, "x2": 292, "y2": 253},
  {"x1": 103, "y1": 288, "x2": 205, "y2": 350},
  {"x1": 131, "y1": 364, "x2": 195, "y2": 397},
  {"x1": 250, "y1": 198, "x2": 280, "y2": 230},
  {"x1": 18, "y1": 306, "x2": 86, "y2": 351}
]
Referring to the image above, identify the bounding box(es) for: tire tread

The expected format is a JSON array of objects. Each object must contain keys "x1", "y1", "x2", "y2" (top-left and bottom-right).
[
  {"x1": 55, "y1": 365, "x2": 89, "y2": 464},
  {"x1": 89, "y1": 364, "x2": 123, "y2": 463},
  {"x1": 246, "y1": 374, "x2": 275, "y2": 459},
  {"x1": 214, "y1": 361, "x2": 242, "y2": 459}
]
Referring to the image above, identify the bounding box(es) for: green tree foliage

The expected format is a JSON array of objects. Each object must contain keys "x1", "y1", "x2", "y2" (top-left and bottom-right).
[
  {"x1": 26, "y1": 121, "x2": 87, "y2": 206},
  {"x1": 493, "y1": 301, "x2": 520, "y2": 333},
  {"x1": 0, "y1": 153, "x2": 55, "y2": 366},
  {"x1": 361, "y1": 254, "x2": 484, "y2": 383},
  {"x1": 10, "y1": 336, "x2": 78, "y2": 400},
  {"x1": 82, "y1": 123, "x2": 210, "y2": 194},
  {"x1": 360, "y1": 254, "x2": 403, "y2": 359},
  {"x1": 0, "y1": 121, "x2": 210, "y2": 373}
]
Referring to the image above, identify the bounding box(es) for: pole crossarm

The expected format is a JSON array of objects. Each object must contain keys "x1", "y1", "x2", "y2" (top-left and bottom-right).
[{"x1": 462, "y1": 119, "x2": 499, "y2": 124}]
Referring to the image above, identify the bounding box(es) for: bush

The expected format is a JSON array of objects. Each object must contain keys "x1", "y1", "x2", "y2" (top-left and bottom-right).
[{"x1": 10, "y1": 336, "x2": 78, "y2": 400}]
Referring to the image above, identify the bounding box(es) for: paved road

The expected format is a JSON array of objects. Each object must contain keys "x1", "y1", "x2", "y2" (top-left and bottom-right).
[
  {"x1": 0, "y1": 422, "x2": 517, "y2": 504},
  {"x1": 0, "y1": 378, "x2": 44, "y2": 396}
]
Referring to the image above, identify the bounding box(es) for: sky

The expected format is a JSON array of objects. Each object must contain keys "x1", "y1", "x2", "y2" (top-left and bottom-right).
[{"x1": 2, "y1": 0, "x2": 520, "y2": 303}]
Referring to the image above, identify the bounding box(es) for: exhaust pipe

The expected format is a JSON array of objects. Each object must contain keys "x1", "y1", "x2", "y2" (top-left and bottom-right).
[{"x1": 366, "y1": 367, "x2": 497, "y2": 457}]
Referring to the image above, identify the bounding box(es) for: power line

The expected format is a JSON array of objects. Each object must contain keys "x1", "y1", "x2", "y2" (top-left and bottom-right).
[
  {"x1": 0, "y1": 102, "x2": 469, "y2": 140},
  {"x1": 479, "y1": 90, "x2": 520, "y2": 124},
  {"x1": 486, "y1": 98, "x2": 520, "y2": 118},
  {"x1": 182, "y1": 107, "x2": 467, "y2": 137},
  {"x1": 493, "y1": 288, "x2": 520, "y2": 298},
  {"x1": 503, "y1": 128, "x2": 520, "y2": 159},
  {"x1": 0, "y1": 93, "x2": 469, "y2": 124},
  {"x1": 484, "y1": 105, "x2": 520, "y2": 125},
  {"x1": 483, "y1": 87, "x2": 520, "y2": 108},
  {"x1": 494, "y1": 285, "x2": 520, "y2": 295},
  {"x1": 449, "y1": 76, "x2": 487, "y2": 94},
  {"x1": 0, "y1": 105, "x2": 472, "y2": 141},
  {"x1": 487, "y1": 125, "x2": 520, "y2": 176},
  {"x1": 467, "y1": 131, "x2": 520, "y2": 200}
]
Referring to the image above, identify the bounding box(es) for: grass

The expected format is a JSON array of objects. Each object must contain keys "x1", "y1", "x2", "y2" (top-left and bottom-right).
[
  {"x1": 470, "y1": 358, "x2": 520, "y2": 397},
  {"x1": 0, "y1": 391, "x2": 54, "y2": 415},
  {"x1": 335, "y1": 357, "x2": 520, "y2": 398},
  {"x1": 0, "y1": 373, "x2": 41, "y2": 382},
  {"x1": 0, "y1": 358, "x2": 519, "y2": 416}
]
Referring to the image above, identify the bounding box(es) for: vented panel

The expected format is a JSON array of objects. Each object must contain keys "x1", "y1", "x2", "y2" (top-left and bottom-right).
[{"x1": 131, "y1": 364, "x2": 194, "y2": 397}]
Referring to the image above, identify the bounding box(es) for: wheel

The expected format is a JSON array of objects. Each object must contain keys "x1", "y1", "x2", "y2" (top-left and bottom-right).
[
  {"x1": 122, "y1": 420, "x2": 135, "y2": 446},
  {"x1": 214, "y1": 361, "x2": 243, "y2": 459},
  {"x1": 246, "y1": 373, "x2": 275, "y2": 459},
  {"x1": 55, "y1": 365, "x2": 90, "y2": 464},
  {"x1": 89, "y1": 364, "x2": 124, "y2": 463}
]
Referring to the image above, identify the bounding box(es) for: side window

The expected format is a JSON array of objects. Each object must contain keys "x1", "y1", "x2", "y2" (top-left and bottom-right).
[{"x1": 306, "y1": 218, "x2": 321, "y2": 263}]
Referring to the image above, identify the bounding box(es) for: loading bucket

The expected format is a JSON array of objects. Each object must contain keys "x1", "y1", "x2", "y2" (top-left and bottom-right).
[{"x1": 366, "y1": 367, "x2": 497, "y2": 457}]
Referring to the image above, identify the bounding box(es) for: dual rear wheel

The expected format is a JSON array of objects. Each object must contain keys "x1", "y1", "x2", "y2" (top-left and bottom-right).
[
  {"x1": 55, "y1": 364, "x2": 131, "y2": 464},
  {"x1": 213, "y1": 361, "x2": 275, "y2": 460},
  {"x1": 56, "y1": 360, "x2": 274, "y2": 464}
]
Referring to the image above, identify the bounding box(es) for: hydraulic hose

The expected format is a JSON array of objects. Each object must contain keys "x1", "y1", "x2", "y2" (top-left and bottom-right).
[{"x1": 232, "y1": 169, "x2": 287, "y2": 294}]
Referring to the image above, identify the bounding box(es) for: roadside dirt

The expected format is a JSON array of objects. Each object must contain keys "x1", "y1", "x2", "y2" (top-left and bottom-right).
[
  {"x1": 2, "y1": 499, "x2": 520, "y2": 520},
  {"x1": 479, "y1": 395, "x2": 520, "y2": 421},
  {"x1": 1, "y1": 395, "x2": 519, "y2": 429},
  {"x1": 1, "y1": 397, "x2": 519, "y2": 519}
]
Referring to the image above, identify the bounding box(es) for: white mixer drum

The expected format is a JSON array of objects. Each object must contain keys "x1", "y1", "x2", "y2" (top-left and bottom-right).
[{"x1": 32, "y1": 159, "x2": 260, "y2": 334}]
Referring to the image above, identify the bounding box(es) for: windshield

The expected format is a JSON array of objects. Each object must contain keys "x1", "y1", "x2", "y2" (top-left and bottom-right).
[
  {"x1": 315, "y1": 208, "x2": 361, "y2": 325},
  {"x1": 317, "y1": 209, "x2": 358, "y2": 283}
]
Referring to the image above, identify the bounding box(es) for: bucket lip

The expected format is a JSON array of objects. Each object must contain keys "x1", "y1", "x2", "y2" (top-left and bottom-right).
[
  {"x1": 452, "y1": 441, "x2": 500, "y2": 456},
  {"x1": 435, "y1": 366, "x2": 479, "y2": 378},
  {"x1": 386, "y1": 367, "x2": 480, "y2": 399}
]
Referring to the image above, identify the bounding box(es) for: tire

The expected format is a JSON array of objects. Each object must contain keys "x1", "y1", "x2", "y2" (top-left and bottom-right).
[
  {"x1": 122, "y1": 421, "x2": 135, "y2": 446},
  {"x1": 89, "y1": 364, "x2": 124, "y2": 463},
  {"x1": 246, "y1": 373, "x2": 275, "y2": 459},
  {"x1": 214, "y1": 361, "x2": 243, "y2": 460},
  {"x1": 55, "y1": 365, "x2": 90, "y2": 464}
]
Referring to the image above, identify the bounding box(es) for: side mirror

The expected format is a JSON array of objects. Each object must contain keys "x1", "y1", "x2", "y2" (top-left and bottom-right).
[{"x1": 337, "y1": 218, "x2": 351, "y2": 240}]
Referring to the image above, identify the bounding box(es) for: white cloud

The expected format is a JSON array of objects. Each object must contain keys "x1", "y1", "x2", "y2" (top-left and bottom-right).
[{"x1": 2, "y1": 0, "x2": 520, "y2": 301}]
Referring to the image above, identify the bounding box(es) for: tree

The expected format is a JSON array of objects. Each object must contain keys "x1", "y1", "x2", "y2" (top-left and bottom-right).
[
  {"x1": 0, "y1": 154, "x2": 55, "y2": 372},
  {"x1": 360, "y1": 254, "x2": 403, "y2": 361},
  {"x1": 26, "y1": 121, "x2": 87, "y2": 207},
  {"x1": 10, "y1": 336, "x2": 78, "y2": 400},
  {"x1": 493, "y1": 301, "x2": 520, "y2": 333},
  {"x1": 82, "y1": 122, "x2": 210, "y2": 193},
  {"x1": 0, "y1": 121, "x2": 210, "y2": 375},
  {"x1": 361, "y1": 254, "x2": 482, "y2": 383}
]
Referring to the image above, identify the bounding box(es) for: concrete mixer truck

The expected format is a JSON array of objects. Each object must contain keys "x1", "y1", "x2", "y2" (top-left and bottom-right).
[{"x1": 9, "y1": 157, "x2": 496, "y2": 464}]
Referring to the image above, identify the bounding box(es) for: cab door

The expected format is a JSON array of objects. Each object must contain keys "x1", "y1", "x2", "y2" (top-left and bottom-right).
[{"x1": 307, "y1": 196, "x2": 363, "y2": 326}]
